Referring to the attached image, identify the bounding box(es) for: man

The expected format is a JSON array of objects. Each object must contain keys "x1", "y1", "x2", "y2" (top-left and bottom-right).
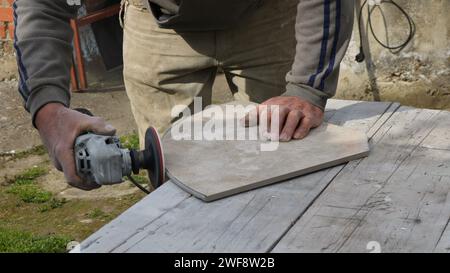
[{"x1": 14, "y1": 0, "x2": 354, "y2": 190}]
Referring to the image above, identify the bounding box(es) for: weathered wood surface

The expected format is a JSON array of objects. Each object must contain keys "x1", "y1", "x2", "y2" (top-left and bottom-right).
[
  {"x1": 273, "y1": 108, "x2": 450, "y2": 253},
  {"x1": 79, "y1": 182, "x2": 190, "y2": 252},
  {"x1": 80, "y1": 99, "x2": 395, "y2": 253}
]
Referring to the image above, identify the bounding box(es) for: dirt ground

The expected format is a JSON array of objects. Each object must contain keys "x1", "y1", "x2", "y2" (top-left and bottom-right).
[
  {"x1": 0, "y1": 77, "x2": 148, "y2": 250},
  {"x1": 0, "y1": 51, "x2": 233, "y2": 251},
  {"x1": 0, "y1": 80, "x2": 137, "y2": 153}
]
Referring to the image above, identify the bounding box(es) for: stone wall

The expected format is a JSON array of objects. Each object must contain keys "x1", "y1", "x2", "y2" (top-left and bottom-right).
[{"x1": 337, "y1": 0, "x2": 450, "y2": 109}]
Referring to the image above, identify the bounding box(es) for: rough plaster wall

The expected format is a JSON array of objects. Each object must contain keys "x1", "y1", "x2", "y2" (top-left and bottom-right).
[{"x1": 337, "y1": 0, "x2": 450, "y2": 109}]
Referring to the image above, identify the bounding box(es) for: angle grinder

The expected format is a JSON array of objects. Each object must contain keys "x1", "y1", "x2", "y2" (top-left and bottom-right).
[{"x1": 73, "y1": 109, "x2": 165, "y2": 193}]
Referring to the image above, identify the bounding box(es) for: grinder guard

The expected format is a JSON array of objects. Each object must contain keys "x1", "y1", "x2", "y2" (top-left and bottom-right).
[{"x1": 130, "y1": 127, "x2": 166, "y2": 189}]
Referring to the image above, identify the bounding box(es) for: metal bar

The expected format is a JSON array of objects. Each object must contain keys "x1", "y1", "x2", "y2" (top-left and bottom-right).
[
  {"x1": 70, "y1": 19, "x2": 88, "y2": 91},
  {"x1": 70, "y1": 57, "x2": 79, "y2": 91},
  {"x1": 77, "y1": 4, "x2": 120, "y2": 27}
]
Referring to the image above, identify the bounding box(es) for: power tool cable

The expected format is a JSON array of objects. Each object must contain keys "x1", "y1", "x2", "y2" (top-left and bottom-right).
[
  {"x1": 356, "y1": 0, "x2": 415, "y2": 62},
  {"x1": 127, "y1": 175, "x2": 151, "y2": 194}
]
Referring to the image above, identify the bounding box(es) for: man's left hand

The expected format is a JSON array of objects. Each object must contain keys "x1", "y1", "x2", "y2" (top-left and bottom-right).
[{"x1": 244, "y1": 96, "x2": 324, "y2": 141}]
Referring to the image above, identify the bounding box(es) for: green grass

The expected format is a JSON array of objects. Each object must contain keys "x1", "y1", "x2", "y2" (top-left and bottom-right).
[
  {"x1": 12, "y1": 166, "x2": 48, "y2": 185},
  {"x1": 0, "y1": 147, "x2": 147, "y2": 253},
  {"x1": 7, "y1": 184, "x2": 52, "y2": 203},
  {"x1": 39, "y1": 198, "x2": 67, "y2": 213},
  {"x1": 7, "y1": 146, "x2": 47, "y2": 161},
  {"x1": 129, "y1": 174, "x2": 148, "y2": 185},
  {"x1": 0, "y1": 227, "x2": 71, "y2": 253},
  {"x1": 0, "y1": 191, "x2": 144, "y2": 251},
  {"x1": 6, "y1": 166, "x2": 52, "y2": 204},
  {"x1": 86, "y1": 208, "x2": 114, "y2": 222},
  {"x1": 119, "y1": 133, "x2": 140, "y2": 150},
  {"x1": 87, "y1": 208, "x2": 108, "y2": 219}
]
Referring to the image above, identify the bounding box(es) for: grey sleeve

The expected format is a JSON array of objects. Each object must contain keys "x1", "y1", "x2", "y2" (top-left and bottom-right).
[
  {"x1": 14, "y1": 0, "x2": 78, "y2": 125},
  {"x1": 283, "y1": 0, "x2": 354, "y2": 110}
]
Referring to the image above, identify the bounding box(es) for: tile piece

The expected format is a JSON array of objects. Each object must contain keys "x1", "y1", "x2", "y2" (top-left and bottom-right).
[{"x1": 163, "y1": 104, "x2": 370, "y2": 202}]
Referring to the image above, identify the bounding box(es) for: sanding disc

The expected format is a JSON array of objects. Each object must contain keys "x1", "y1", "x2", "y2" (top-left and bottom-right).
[{"x1": 145, "y1": 127, "x2": 166, "y2": 189}]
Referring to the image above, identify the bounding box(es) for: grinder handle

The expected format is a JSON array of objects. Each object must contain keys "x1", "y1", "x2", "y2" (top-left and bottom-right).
[{"x1": 74, "y1": 108, "x2": 94, "y2": 117}]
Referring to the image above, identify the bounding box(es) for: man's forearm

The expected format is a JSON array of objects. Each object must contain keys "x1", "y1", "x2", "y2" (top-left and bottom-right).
[
  {"x1": 283, "y1": 0, "x2": 355, "y2": 110},
  {"x1": 14, "y1": 0, "x2": 78, "y2": 125}
]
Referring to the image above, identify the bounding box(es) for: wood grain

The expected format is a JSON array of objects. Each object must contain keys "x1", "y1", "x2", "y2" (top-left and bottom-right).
[
  {"x1": 273, "y1": 108, "x2": 450, "y2": 253},
  {"x1": 79, "y1": 100, "x2": 396, "y2": 253},
  {"x1": 85, "y1": 100, "x2": 394, "y2": 253},
  {"x1": 79, "y1": 182, "x2": 190, "y2": 252}
]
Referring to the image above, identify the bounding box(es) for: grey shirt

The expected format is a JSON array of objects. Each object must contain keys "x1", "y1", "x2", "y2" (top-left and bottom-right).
[{"x1": 13, "y1": 0, "x2": 354, "y2": 125}]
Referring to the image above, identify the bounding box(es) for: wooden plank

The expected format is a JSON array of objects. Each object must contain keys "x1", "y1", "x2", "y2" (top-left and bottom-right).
[
  {"x1": 70, "y1": 19, "x2": 88, "y2": 90},
  {"x1": 273, "y1": 107, "x2": 450, "y2": 253},
  {"x1": 420, "y1": 115, "x2": 450, "y2": 150},
  {"x1": 79, "y1": 100, "x2": 395, "y2": 253},
  {"x1": 116, "y1": 168, "x2": 345, "y2": 252},
  {"x1": 79, "y1": 182, "x2": 190, "y2": 252},
  {"x1": 435, "y1": 218, "x2": 450, "y2": 252},
  {"x1": 77, "y1": 4, "x2": 120, "y2": 27},
  {"x1": 427, "y1": 111, "x2": 450, "y2": 253},
  {"x1": 83, "y1": 100, "x2": 395, "y2": 253}
]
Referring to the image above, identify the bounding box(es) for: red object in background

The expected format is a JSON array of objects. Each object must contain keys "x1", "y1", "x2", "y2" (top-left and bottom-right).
[
  {"x1": 0, "y1": 1, "x2": 120, "y2": 92},
  {"x1": 0, "y1": 0, "x2": 14, "y2": 40},
  {"x1": 70, "y1": 3, "x2": 121, "y2": 92}
]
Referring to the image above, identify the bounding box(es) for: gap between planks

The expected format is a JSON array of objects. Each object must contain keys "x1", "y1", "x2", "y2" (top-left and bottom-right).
[
  {"x1": 80, "y1": 100, "x2": 398, "y2": 253},
  {"x1": 272, "y1": 107, "x2": 450, "y2": 253},
  {"x1": 112, "y1": 101, "x2": 397, "y2": 253},
  {"x1": 265, "y1": 102, "x2": 400, "y2": 252}
]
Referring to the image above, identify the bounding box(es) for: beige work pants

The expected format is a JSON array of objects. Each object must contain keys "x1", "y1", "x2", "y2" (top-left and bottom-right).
[{"x1": 122, "y1": 0, "x2": 297, "y2": 147}]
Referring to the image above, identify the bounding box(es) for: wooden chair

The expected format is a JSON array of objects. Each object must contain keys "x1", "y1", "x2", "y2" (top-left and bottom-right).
[{"x1": 70, "y1": 3, "x2": 120, "y2": 91}]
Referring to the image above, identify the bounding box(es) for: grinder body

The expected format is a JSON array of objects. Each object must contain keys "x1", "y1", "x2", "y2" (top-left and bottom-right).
[
  {"x1": 75, "y1": 134, "x2": 132, "y2": 185},
  {"x1": 74, "y1": 127, "x2": 165, "y2": 189}
]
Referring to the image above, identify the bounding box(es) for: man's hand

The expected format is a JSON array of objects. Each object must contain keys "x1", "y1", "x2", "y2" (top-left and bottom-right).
[
  {"x1": 35, "y1": 103, "x2": 116, "y2": 190},
  {"x1": 244, "y1": 96, "x2": 324, "y2": 141}
]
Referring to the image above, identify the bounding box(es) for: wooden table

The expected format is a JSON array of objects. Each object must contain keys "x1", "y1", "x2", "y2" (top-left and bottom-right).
[{"x1": 79, "y1": 99, "x2": 450, "y2": 253}]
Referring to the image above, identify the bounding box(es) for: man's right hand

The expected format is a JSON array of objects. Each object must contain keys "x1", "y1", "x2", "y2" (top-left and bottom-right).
[{"x1": 35, "y1": 103, "x2": 116, "y2": 190}]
